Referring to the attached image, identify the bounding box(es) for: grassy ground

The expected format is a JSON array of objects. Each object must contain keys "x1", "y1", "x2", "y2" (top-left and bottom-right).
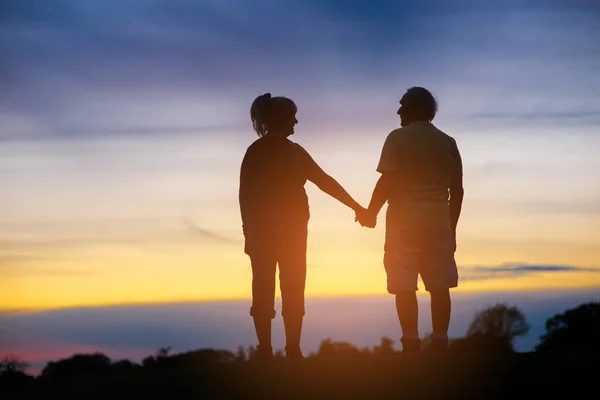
[{"x1": 2, "y1": 353, "x2": 596, "y2": 399}]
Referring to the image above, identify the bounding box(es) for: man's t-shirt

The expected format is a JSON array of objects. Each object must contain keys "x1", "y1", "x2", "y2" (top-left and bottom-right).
[
  {"x1": 239, "y1": 135, "x2": 317, "y2": 249},
  {"x1": 377, "y1": 121, "x2": 462, "y2": 231}
]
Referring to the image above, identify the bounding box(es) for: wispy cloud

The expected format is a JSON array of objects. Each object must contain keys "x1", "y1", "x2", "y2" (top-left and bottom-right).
[
  {"x1": 181, "y1": 217, "x2": 241, "y2": 245},
  {"x1": 0, "y1": 226, "x2": 241, "y2": 256},
  {"x1": 460, "y1": 263, "x2": 600, "y2": 282}
]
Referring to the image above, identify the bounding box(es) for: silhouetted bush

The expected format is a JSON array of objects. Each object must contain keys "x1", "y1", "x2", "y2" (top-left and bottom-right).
[
  {"x1": 535, "y1": 302, "x2": 600, "y2": 353},
  {"x1": 372, "y1": 336, "x2": 396, "y2": 356},
  {"x1": 314, "y1": 338, "x2": 362, "y2": 357}
]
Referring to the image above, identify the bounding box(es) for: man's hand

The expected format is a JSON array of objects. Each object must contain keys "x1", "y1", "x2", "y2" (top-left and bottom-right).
[{"x1": 355, "y1": 207, "x2": 377, "y2": 228}]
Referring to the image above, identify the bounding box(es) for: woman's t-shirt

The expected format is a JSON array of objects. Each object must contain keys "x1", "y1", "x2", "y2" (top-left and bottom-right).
[{"x1": 239, "y1": 135, "x2": 313, "y2": 245}]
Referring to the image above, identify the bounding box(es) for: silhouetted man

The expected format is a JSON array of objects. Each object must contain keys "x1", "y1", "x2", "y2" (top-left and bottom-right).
[{"x1": 358, "y1": 87, "x2": 464, "y2": 353}]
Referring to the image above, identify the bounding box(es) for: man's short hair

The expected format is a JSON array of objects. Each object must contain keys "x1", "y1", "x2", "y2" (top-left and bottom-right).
[{"x1": 403, "y1": 87, "x2": 438, "y2": 121}]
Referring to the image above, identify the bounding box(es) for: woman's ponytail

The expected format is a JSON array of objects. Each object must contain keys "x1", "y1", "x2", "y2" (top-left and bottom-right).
[{"x1": 250, "y1": 93, "x2": 272, "y2": 137}]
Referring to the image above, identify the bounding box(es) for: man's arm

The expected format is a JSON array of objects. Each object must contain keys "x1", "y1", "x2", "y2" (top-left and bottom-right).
[
  {"x1": 449, "y1": 180, "x2": 464, "y2": 232},
  {"x1": 358, "y1": 130, "x2": 399, "y2": 228},
  {"x1": 449, "y1": 138, "x2": 464, "y2": 233},
  {"x1": 357, "y1": 173, "x2": 393, "y2": 227}
]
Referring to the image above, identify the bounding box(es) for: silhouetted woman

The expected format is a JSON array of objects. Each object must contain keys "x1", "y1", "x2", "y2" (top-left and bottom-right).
[{"x1": 240, "y1": 93, "x2": 364, "y2": 359}]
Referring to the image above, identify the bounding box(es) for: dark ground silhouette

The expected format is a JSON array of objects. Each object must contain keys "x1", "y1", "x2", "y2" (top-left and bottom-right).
[
  {"x1": 1, "y1": 353, "x2": 596, "y2": 399},
  {"x1": 1, "y1": 302, "x2": 598, "y2": 399}
]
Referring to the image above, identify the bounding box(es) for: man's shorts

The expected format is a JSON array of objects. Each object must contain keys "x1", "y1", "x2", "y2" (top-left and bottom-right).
[{"x1": 383, "y1": 228, "x2": 458, "y2": 293}]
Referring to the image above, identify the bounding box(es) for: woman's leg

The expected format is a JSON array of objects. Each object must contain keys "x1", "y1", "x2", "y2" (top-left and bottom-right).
[
  {"x1": 250, "y1": 252, "x2": 277, "y2": 357},
  {"x1": 278, "y1": 226, "x2": 308, "y2": 358}
]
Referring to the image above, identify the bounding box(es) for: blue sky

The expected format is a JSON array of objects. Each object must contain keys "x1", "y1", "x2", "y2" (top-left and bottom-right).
[
  {"x1": 3, "y1": 0, "x2": 599, "y2": 139},
  {"x1": 1, "y1": 0, "x2": 600, "y2": 367}
]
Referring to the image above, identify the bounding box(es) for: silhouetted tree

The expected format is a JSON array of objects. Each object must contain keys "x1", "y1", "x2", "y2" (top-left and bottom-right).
[
  {"x1": 466, "y1": 303, "x2": 530, "y2": 350},
  {"x1": 535, "y1": 302, "x2": 600, "y2": 353},
  {"x1": 157, "y1": 346, "x2": 171, "y2": 358},
  {"x1": 0, "y1": 355, "x2": 33, "y2": 387},
  {"x1": 41, "y1": 353, "x2": 112, "y2": 382},
  {"x1": 0, "y1": 355, "x2": 29, "y2": 374}
]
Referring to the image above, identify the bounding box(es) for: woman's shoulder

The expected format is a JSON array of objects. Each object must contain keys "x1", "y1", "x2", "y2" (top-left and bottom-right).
[
  {"x1": 245, "y1": 136, "x2": 270, "y2": 152},
  {"x1": 285, "y1": 137, "x2": 304, "y2": 148},
  {"x1": 245, "y1": 136, "x2": 300, "y2": 154},
  {"x1": 287, "y1": 140, "x2": 311, "y2": 156}
]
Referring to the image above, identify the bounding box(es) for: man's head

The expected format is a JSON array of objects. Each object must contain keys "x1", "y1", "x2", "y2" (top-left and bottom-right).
[{"x1": 397, "y1": 87, "x2": 438, "y2": 127}]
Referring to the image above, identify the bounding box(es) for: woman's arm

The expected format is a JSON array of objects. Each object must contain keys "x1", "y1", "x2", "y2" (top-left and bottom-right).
[
  {"x1": 298, "y1": 146, "x2": 363, "y2": 212},
  {"x1": 239, "y1": 150, "x2": 256, "y2": 236},
  {"x1": 311, "y1": 170, "x2": 363, "y2": 212}
]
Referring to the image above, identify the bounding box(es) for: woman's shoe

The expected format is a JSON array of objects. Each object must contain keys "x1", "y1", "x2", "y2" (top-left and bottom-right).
[{"x1": 284, "y1": 345, "x2": 305, "y2": 360}]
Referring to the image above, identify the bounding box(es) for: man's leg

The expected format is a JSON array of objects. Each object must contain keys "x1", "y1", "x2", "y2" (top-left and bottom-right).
[
  {"x1": 420, "y1": 229, "x2": 458, "y2": 353},
  {"x1": 431, "y1": 289, "x2": 451, "y2": 336},
  {"x1": 385, "y1": 225, "x2": 421, "y2": 353},
  {"x1": 396, "y1": 291, "x2": 421, "y2": 353},
  {"x1": 279, "y1": 226, "x2": 307, "y2": 359},
  {"x1": 428, "y1": 289, "x2": 451, "y2": 351},
  {"x1": 250, "y1": 253, "x2": 277, "y2": 359}
]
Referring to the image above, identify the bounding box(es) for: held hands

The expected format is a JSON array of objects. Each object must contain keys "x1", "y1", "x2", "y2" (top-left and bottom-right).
[{"x1": 355, "y1": 206, "x2": 377, "y2": 228}]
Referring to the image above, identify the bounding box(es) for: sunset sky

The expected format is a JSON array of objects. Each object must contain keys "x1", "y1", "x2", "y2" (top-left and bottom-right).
[{"x1": 2, "y1": 0, "x2": 600, "y2": 311}]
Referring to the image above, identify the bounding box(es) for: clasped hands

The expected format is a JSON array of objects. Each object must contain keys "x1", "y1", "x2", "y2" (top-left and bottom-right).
[{"x1": 354, "y1": 206, "x2": 377, "y2": 228}]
